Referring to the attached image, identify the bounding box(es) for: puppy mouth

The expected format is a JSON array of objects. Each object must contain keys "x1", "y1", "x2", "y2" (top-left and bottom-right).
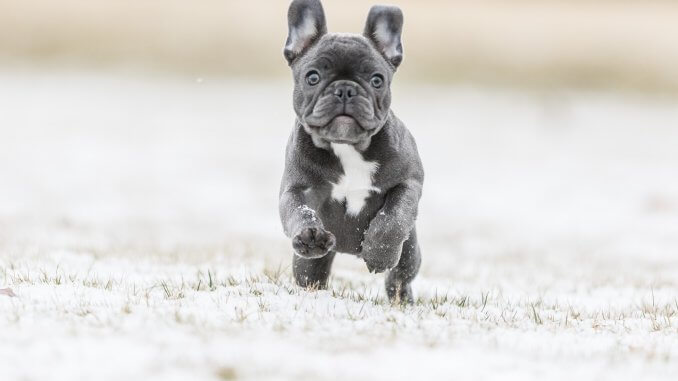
[
  {"x1": 328, "y1": 114, "x2": 362, "y2": 128},
  {"x1": 314, "y1": 115, "x2": 367, "y2": 144}
]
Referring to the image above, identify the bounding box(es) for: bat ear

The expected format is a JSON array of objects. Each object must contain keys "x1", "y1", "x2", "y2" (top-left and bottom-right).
[
  {"x1": 284, "y1": 0, "x2": 328, "y2": 65},
  {"x1": 363, "y1": 5, "x2": 404, "y2": 69}
]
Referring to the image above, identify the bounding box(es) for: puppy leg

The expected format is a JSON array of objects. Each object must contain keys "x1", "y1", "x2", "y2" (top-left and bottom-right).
[
  {"x1": 385, "y1": 228, "x2": 421, "y2": 304},
  {"x1": 293, "y1": 251, "x2": 336, "y2": 289},
  {"x1": 361, "y1": 180, "x2": 422, "y2": 273}
]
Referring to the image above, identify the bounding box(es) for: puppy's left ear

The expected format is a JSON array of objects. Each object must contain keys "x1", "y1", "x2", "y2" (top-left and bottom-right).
[
  {"x1": 363, "y1": 5, "x2": 404, "y2": 69},
  {"x1": 284, "y1": 0, "x2": 328, "y2": 65}
]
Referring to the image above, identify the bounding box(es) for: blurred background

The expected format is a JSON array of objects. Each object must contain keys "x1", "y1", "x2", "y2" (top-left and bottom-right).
[
  {"x1": 1, "y1": 0, "x2": 677, "y2": 269},
  {"x1": 2, "y1": 0, "x2": 678, "y2": 91}
]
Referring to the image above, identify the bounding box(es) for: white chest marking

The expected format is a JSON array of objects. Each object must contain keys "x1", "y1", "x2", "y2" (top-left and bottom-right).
[{"x1": 330, "y1": 143, "x2": 380, "y2": 216}]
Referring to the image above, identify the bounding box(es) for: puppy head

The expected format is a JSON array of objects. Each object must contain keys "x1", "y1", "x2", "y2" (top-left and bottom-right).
[{"x1": 284, "y1": 0, "x2": 404, "y2": 148}]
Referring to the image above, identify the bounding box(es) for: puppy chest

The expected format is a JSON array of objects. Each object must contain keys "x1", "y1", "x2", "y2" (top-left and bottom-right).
[{"x1": 329, "y1": 143, "x2": 380, "y2": 216}]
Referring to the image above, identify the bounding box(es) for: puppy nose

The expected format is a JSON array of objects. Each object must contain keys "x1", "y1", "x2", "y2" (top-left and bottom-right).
[{"x1": 334, "y1": 85, "x2": 356, "y2": 101}]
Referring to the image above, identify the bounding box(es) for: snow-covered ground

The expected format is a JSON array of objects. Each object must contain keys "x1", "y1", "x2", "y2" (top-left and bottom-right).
[{"x1": 1, "y1": 70, "x2": 678, "y2": 380}]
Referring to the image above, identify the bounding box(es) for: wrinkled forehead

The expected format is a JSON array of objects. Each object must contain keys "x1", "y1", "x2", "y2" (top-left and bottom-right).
[{"x1": 298, "y1": 33, "x2": 391, "y2": 74}]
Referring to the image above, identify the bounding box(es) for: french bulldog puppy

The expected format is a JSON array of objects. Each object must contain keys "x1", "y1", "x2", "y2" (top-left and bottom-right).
[{"x1": 279, "y1": 0, "x2": 424, "y2": 303}]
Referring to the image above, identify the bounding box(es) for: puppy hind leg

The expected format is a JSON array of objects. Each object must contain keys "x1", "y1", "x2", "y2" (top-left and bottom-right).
[
  {"x1": 385, "y1": 228, "x2": 421, "y2": 304},
  {"x1": 293, "y1": 251, "x2": 336, "y2": 290}
]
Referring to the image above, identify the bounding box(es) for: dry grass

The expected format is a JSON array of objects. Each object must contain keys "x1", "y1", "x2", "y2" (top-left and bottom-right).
[
  {"x1": 3, "y1": 252, "x2": 678, "y2": 334},
  {"x1": 1, "y1": 0, "x2": 678, "y2": 92},
  {"x1": 2, "y1": 244, "x2": 678, "y2": 380}
]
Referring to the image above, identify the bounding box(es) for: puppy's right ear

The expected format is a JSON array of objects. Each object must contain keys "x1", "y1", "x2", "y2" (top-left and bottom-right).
[{"x1": 284, "y1": 0, "x2": 327, "y2": 65}]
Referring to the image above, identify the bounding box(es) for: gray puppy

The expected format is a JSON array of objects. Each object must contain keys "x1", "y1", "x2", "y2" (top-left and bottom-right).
[{"x1": 279, "y1": 0, "x2": 424, "y2": 303}]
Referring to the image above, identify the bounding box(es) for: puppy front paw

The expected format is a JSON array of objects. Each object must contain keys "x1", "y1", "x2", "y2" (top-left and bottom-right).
[
  {"x1": 361, "y1": 241, "x2": 403, "y2": 274},
  {"x1": 292, "y1": 227, "x2": 336, "y2": 258}
]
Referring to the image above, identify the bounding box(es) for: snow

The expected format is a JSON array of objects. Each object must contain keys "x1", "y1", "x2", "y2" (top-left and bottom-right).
[{"x1": 1, "y1": 69, "x2": 678, "y2": 380}]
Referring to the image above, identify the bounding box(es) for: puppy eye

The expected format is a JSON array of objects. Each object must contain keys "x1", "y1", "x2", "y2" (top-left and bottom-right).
[
  {"x1": 306, "y1": 71, "x2": 321, "y2": 86},
  {"x1": 370, "y1": 74, "x2": 384, "y2": 89}
]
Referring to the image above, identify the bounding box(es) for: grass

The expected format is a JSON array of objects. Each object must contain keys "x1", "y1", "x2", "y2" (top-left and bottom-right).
[
  {"x1": 1, "y1": 231, "x2": 677, "y2": 380},
  {"x1": 3, "y1": 253, "x2": 677, "y2": 333}
]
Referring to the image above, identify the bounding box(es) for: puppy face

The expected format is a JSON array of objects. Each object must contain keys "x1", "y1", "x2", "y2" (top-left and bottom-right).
[
  {"x1": 284, "y1": 0, "x2": 404, "y2": 147},
  {"x1": 291, "y1": 35, "x2": 393, "y2": 144}
]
